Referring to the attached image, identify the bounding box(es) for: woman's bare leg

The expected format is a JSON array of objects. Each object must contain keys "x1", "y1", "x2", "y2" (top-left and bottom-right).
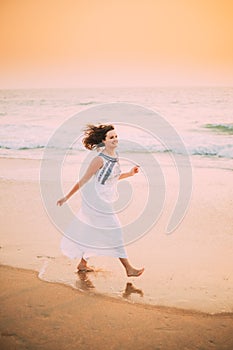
[{"x1": 119, "y1": 258, "x2": 144, "y2": 277}]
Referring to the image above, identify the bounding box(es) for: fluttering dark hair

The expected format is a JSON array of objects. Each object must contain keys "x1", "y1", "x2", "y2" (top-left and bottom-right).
[{"x1": 82, "y1": 124, "x2": 114, "y2": 150}]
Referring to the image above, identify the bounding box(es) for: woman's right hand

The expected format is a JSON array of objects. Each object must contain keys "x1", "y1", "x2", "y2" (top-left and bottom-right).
[{"x1": 57, "y1": 196, "x2": 67, "y2": 207}]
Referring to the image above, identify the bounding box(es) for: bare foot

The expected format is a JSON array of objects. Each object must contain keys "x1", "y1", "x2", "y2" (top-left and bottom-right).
[
  {"x1": 77, "y1": 264, "x2": 95, "y2": 272},
  {"x1": 126, "y1": 267, "x2": 144, "y2": 277}
]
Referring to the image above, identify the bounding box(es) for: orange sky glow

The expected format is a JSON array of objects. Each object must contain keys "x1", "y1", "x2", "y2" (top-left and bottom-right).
[{"x1": 0, "y1": 0, "x2": 233, "y2": 88}]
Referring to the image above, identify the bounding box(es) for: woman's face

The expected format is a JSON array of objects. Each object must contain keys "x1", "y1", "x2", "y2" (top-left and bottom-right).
[{"x1": 103, "y1": 129, "x2": 118, "y2": 149}]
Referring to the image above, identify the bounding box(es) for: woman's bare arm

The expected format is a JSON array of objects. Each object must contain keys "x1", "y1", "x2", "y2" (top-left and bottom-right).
[
  {"x1": 119, "y1": 166, "x2": 139, "y2": 180},
  {"x1": 57, "y1": 156, "x2": 103, "y2": 206}
]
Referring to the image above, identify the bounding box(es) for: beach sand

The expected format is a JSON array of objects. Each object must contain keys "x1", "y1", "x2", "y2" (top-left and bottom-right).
[
  {"x1": 0, "y1": 156, "x2": 233, "y2": 348},
  {"x1": 1, "y1": 265, "x2": 233, "y2": 350}
]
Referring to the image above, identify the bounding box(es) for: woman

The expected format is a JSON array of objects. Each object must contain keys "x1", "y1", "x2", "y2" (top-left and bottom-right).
[{"x1": 57, "y1": 124, "x2": 144, "y2": 277}]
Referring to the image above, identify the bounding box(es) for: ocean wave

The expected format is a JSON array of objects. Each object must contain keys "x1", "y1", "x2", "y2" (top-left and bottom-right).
[
  {"x1": 203, "y1": 123, "x2": 233, "y2": 135},
  {"x1": 78, "y1": 101, "x2": 98, "y2": 106},
  {"x1": 188, "y1": 144, "x2": 233, "y2": 158},
  {"x1": 122, "y1": 143, "x2": 233, "y2": 159},
  {"x1": 0, "y1": 142, "x2": 232, "y2": 159},
  {"x1": 0, "y1": 144, "x2": 45, "y2": 150}
]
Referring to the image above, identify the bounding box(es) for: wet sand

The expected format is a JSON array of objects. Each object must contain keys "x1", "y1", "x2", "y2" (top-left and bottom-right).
[{"x1": 1, "y1": 265, "x2": 233, "y2": 350}]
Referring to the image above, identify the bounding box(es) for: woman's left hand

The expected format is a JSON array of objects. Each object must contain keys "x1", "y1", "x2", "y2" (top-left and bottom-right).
[{"x1": 130, "y1": 166, "x2": 140, "y2": 176}]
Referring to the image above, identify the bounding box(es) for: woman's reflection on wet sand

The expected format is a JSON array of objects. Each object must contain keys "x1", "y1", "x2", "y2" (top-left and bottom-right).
[
  {"x1": 123, "y1": 282, "x2": 144, "y2": 299},
  {"x1": 76, "y1": 273, "x2": 143, "y2": 300},
  {"x1": 76, "y1": 271, "x2": 95, "y2": 290}
]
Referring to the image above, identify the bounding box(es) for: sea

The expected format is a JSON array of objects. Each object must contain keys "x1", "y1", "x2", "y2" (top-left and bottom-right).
[{"x1": 0, "y1": 87, "x2": 232, "y2": 171}]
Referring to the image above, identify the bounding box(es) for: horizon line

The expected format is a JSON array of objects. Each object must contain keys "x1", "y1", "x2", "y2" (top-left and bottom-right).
[{"x1": 0, "y1": 84, "x2": 232, "y2": 90}]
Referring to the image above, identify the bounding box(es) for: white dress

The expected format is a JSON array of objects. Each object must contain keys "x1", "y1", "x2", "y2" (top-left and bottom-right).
[{"x1": 60, "y1": 152, "x2": 127, "y2": 260}]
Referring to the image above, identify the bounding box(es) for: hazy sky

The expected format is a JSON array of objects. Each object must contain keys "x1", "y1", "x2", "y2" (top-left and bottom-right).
[{"x1": 0, "y1": 0, "x2": 233, "y2": 88}]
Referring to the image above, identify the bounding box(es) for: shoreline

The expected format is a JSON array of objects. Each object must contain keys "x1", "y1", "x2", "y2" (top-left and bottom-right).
[
  {"x1": 1, "y1": 264, "x2": 233, "y2": 350},
  {"x1": 2, "y1": 264, "x2": 233, "y2": 318}
]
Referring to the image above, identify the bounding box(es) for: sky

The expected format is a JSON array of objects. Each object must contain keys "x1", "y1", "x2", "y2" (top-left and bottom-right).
[{"x1": 0, "y1": 0, "x2": 233, "y2": 88}]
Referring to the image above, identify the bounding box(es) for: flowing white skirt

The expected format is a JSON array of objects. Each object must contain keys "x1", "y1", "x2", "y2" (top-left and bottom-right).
[{"x1": 61, "y1": 198, "x2": 127, "y2": 260}]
